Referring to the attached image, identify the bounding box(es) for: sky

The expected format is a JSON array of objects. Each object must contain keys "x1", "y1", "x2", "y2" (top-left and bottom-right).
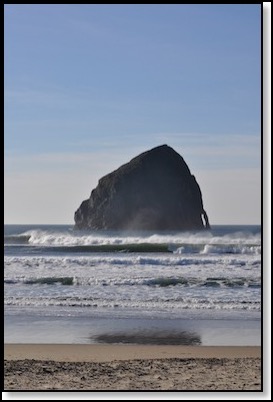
[{"x1": 4, "y1": 4, "x2": 262, "y2": 225}]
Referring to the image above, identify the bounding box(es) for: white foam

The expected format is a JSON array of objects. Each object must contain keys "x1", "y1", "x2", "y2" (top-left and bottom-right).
[
  {"x1": 4, "y1": 254, "x2": 261, "y2": 273},
  {"x1": 4, "y1": 226, "x2": 261, "y2": 320},
  {"x1": 200, "y1": 244, "x2": 261, "y2": 255},
  {"x1": 4, "y1": 293, "x2": 261, "y2": 313},
  {"x1": 22, "y1": 229, "x2": 261, "y2": 247}
]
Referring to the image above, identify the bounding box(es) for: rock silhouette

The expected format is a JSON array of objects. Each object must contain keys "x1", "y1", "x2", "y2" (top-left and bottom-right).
[{"x1": 74, "y1": 145, "x2": 210, "y2": 230}]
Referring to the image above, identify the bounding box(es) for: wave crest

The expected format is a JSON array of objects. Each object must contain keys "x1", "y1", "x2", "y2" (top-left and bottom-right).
[{"x1": 4, "y1": 275, "x2": 261, "y2": 289}]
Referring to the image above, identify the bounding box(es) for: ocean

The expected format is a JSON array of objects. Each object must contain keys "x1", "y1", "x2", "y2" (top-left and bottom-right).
[{"x1": 4, "y1": 224, "x2": 261, "y2": 346}]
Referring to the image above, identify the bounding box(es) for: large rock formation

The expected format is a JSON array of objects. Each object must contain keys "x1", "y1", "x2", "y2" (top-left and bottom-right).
[{"x1": 74, "y1": 145, "x2": 210, "y2": 230}]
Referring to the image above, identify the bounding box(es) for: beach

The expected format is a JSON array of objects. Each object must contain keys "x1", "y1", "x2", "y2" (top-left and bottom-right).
[{"x1": 4, "y1": 344, "x2": 261, "y2": 391}]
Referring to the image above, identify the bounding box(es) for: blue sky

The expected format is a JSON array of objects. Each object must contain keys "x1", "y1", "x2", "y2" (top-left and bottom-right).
[{"x1": 4, "y1": 4, "x2": 262, "y2": 224}]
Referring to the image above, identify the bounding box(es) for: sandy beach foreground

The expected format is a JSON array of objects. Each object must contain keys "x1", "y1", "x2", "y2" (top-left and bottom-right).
[{"x1": 4, "y1": 344, "x2": 261, "y2": 391}]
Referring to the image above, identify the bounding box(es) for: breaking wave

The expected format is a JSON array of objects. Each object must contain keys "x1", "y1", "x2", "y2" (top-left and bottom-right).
[
  {"x1": 4, "y1": 254, "x2": 261, "y2": 269},
  {"x1": 4, "y1": 275, "x2": 261, "y2": 289},
  {"x1": 4, "y1": 225, "x2": 261, "y2": 319},
  {"x1": 4, "y1": 229, "x2": 261, "y2": 256},
  {"x1": 4, "y1": 294, "x2": 261, "y2": 312}
]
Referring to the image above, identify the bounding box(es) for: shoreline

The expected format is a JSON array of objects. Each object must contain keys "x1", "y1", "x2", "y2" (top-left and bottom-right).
[
  {"x1": 5, "y1": 343, "x2": 261, "y2": 362},
  {"x1": 4, "y1": 344, "x2": 262, "y2": 391}
]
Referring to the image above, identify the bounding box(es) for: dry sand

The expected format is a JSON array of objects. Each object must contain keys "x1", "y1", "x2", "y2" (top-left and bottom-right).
[{"x1": 4, "y1": 344, "x2": 261, "y2": 391}]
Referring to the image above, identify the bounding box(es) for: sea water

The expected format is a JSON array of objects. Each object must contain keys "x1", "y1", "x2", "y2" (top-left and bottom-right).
[{"x1": 4, "y1": 224, "x2": 261, "y2": 345}]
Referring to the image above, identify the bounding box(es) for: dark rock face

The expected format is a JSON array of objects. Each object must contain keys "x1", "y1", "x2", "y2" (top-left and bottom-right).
[{"x1": 74, "y1": 145, "x2": 210, "y2": 230}]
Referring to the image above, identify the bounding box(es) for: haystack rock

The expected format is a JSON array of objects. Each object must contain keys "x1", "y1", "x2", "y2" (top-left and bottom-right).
[{"x1": 74, "y1": 145, "x2": 210, "y2": 230}]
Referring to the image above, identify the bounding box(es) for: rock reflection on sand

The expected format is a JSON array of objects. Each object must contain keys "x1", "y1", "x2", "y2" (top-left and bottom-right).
[{"x1": 94, "y1": 330, "x2": 201, "y2": 345}]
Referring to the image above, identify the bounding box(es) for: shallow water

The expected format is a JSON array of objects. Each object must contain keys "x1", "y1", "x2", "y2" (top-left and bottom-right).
[{"x1": 4, "y1": 313, "x2": 261, "y2": 346}]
